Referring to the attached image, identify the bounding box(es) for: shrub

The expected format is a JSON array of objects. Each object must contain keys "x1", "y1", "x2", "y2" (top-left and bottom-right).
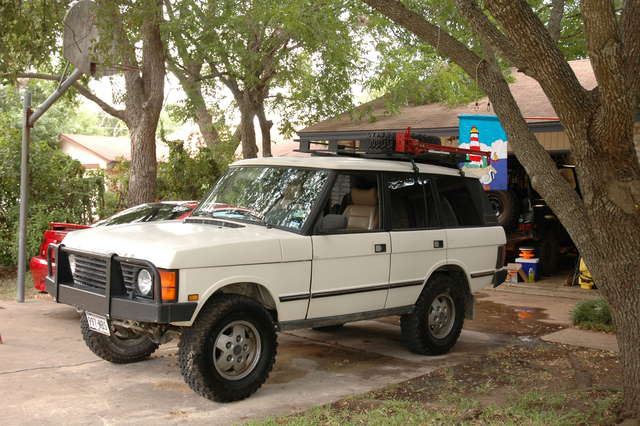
[
  {"x1": 571, "y1": 298, "x2": 614, "y2": 332},
  {"x1": 0, "y1": 117, "x2": 103, "y2": 268}
]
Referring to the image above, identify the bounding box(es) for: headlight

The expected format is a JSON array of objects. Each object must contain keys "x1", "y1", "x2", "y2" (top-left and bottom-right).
[
  {"x1": 68, "y1": 255, "x2": 77, "y2": 275},
  {"x1": 136, "y1": 269, "x2": 153, "y2": 296}
]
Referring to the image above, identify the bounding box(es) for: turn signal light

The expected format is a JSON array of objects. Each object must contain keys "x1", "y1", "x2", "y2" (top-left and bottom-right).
[{"x1": 159, "y1": 270, "x2": 178, "y2": 302}]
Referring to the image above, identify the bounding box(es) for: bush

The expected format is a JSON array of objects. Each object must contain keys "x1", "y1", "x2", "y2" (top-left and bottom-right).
[{"x1": 571, "y1": 298, "x2": 614, "y2": 332}]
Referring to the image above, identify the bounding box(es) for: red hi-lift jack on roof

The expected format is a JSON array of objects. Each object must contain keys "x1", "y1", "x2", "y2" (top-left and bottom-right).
[{"x1": 297, "y1": 127, "x2": 491, "y2": 169}]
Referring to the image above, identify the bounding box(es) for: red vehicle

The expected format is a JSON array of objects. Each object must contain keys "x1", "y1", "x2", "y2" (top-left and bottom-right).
[{"x1": 31, "y1": 201, "x2": 198, "y2": 291}]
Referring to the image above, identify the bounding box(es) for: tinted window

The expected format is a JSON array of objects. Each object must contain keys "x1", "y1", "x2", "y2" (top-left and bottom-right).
[
  {"x1": 387, "y1": 174, "x2": 437, "y2": 230},
  {"x1": 435, "y1": 176, "x2": 486, "y2": 227}
]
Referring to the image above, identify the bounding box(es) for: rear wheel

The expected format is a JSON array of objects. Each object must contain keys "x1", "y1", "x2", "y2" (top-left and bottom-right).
[
  {"x1": 401, "y1": 274, "x2": 465, "y2": 355},
  {"x1": 80, "y1": 314, "x2": 158, "y2": 364},
  {"x1": 178, "y1": 295, "x2": 277, "y2": 402}
]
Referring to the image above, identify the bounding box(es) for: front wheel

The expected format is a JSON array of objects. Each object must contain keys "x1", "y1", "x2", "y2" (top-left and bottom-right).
[
  {"x1": 178, "y1": 295, "x2": 277, "y2": 402},
  {"x1": 401, "y1": 274, "x2": 465, "y2": 355},
  {"x1": 80, "y1": 314, "x2": 158, "y2": 363}
]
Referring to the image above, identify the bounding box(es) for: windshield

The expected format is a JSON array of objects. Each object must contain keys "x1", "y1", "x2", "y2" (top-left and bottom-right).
[
  {"x1": 94, "y1": 203, "x2": 193, "y2": 227},
  {"x1": 192, "y1": 166, "x2": 329, "y2": 232}
]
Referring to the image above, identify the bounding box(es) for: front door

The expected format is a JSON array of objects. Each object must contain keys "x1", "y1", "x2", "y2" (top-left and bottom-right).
[{"x1": 307, "y1": 172, "x2": 390, "y2": 318}]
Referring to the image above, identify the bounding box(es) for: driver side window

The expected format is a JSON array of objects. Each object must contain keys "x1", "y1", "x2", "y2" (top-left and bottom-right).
[{"x1": 317, "y1": 172, "x2": 381, "y2": 233}]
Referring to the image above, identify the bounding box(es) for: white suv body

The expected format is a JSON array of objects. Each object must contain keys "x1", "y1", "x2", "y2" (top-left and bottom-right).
[{"x1": 48, "y1": 155, "x2": 506, "y2": 402}]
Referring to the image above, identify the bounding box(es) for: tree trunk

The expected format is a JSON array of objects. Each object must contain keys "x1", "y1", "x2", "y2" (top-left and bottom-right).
[
  {"x1": 239, "y1": 101, "x2": 258, "y2": 159},
  {"x1": 256, "y1": 99, "x2": 273, "y2": 157},
  {"x1": 127, "y1": 117, "x2": 158, "y2": 206},
  {"x1": 358, "y1": 0, "x2": 640, "y2": 418}
]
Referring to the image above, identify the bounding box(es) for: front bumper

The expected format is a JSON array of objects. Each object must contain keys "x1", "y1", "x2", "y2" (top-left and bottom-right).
[{"x1": 46, "y1": 244, "x2": 196, "y2": 324}]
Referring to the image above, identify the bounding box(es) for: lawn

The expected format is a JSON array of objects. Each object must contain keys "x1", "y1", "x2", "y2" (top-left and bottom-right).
[
  {"x1": 0, "y1": 270, "x2": 39, "y2": 301},
  {"x1": 253, "y1": 343, "x2": 622, "y2": 426}
]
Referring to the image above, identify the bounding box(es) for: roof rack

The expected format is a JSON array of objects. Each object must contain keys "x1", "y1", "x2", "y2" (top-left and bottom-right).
[{"x1": 296, "y1": 128, "x2": 491, "y2": 169}]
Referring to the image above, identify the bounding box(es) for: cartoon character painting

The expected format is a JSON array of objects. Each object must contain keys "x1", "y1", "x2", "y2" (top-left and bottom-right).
[{"x1": 458, "y1": 115, "x2": 508, "y2": 191}]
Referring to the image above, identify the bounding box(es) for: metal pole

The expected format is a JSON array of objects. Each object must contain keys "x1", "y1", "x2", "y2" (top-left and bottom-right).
[
  {"x1": 28, "y1": 68, "x2": 84, "y2": 126},
  {"x1": 16, "y1": 91, "x2": 31, "y2": 303}
]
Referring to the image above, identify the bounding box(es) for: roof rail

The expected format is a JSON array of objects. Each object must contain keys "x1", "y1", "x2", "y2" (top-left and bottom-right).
[{"x1": 296, "y1": 128, "x2": 491, "y2": 169}]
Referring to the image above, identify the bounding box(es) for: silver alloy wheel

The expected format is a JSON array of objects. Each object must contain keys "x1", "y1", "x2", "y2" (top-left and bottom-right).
[
  {"x1": 213, "y1": 320, "x2": 262, "y2": 381},
  {"x1": 427, "y1": 293, "x2": 456, "y2": 339}
]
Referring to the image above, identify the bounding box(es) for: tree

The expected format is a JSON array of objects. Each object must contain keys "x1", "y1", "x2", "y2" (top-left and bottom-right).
[
  {"x1": 2, "y1": 0, "x2": 166, "y2": 206},
  {"x1": 163, "y1": 0, "x2": 362, "y2": 158},
  {"x1": 358, "y1": 0, "x2": 640, "y2": 418}
]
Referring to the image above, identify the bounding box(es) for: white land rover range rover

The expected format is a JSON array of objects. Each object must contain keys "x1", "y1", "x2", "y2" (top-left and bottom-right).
[{"x1": 46, "y1": 151, "x2": 506, "y2": 402}]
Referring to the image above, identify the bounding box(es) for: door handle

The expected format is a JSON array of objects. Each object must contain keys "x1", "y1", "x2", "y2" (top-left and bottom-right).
[
  {"x1": 433, "y1": 240, "x2": 444, "y2": 248},
  {"x1": 374, "y1": 243, "x2": 386, "y2": 253}
]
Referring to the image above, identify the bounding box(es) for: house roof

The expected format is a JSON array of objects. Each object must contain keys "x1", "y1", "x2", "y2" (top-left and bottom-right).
[
  {"x1": 298, "y1": 59, "x2": 596, "y2": 136},
  {"x1": 59, "y1": 134, "x2": 170, "y2": 162}
]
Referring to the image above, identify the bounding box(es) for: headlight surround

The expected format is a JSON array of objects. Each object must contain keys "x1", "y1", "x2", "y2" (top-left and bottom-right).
[
  {"x1": 136, "y1": 269, "x2": 153, "y2": 296},
  {"x1": 68, "y1": 254, "x2": 77, "y2": 275}
]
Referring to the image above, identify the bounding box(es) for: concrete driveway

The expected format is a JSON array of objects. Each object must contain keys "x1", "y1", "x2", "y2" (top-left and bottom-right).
[{"x1": 0, "y1": 299, "x2": 511, "y2": 425}]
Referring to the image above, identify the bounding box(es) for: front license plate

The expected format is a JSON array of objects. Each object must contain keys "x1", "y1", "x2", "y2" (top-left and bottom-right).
[{"x1": 85, "y1": 312, "x2": 111, "y2": 336}]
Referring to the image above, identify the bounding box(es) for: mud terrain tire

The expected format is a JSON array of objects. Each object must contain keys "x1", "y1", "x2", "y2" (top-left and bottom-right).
[
  {"x1": 401, "y1": 274, "x2": 465, "y2": 355},
  {"x1": 178, "y1": 295, "x2": 277, "y2": 402},
  {"x1": 80, "y1": 313, "x2": 158, "y2": 363}
]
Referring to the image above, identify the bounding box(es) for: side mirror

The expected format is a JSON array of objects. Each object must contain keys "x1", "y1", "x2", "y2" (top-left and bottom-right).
[{"x1": 316, "y1": 214, "x2": 347, "y2": 234}]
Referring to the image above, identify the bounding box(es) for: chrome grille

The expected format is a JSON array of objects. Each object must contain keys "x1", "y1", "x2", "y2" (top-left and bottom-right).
[{"x1": 71, "y1": 255, "x2": 107, "y2": 293}]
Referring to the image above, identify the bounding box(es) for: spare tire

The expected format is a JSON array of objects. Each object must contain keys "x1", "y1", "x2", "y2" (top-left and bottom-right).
[
  {"x1": 487, "y1": 190, "x2": 520, "y2": 231},
  {"x1": 367, "y1": 132, "x2": 396, "y2": 153}
]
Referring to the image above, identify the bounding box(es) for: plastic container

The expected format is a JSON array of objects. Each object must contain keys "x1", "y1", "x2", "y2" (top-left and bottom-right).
[
  {"x1": 518, "y1": 246, "x2": 536, "y2": 259},
  {"x1": 516, "y1": 257, "x2": 540, "y2": 282}
]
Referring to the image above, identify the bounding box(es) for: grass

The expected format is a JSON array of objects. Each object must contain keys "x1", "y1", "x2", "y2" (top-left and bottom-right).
[
  {"x1": 0, "y1": 272, "x2": 38, "y2": 301},
  {"x1": 251, "y1": 344, "x2": 623, "y2": 426},
  {"x1": 571, "y1": 298, "x2": 614, "y2": 332},
  {"x1": 253, "y1": 390, "x2": 622, "y2": 426}
]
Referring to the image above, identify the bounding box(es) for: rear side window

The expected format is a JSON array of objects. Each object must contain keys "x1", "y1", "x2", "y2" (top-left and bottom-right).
[
  {"x1": 435, "y1": 176, "x2": 489, "y2": 227},
  {"x1": 386, "y1": 174, "x2": 437, "y2": 230}
]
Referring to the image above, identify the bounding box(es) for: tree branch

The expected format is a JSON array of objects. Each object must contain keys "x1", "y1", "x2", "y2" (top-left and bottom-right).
[
  {"x1": 9, "y1": 72, "x2": 126, "y2": 121},
  {"x1": 547, "y1": 0, "x2": 565, "y2": 42},
  {"x1": 484, "y1": 0, "x2": 591, "y2": 121},
  {"x1": 455, "y1": 0, "x2": 530, "y2": 73},
  {"x1": 361, "y1": 0, "x2": 483, "y2": 76},
  {"x1": 581, "y1": 0, "x2": 629, "y2": 126},
  {"x1": 621, "y1": 0, "x2": 640, "y2": 102}
]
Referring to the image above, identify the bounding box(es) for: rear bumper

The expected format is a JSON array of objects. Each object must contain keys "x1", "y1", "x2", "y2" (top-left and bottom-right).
[
  {"x1": 46, "y1": 244, "x2": 196, "y2": 324},
  {"x1": 492, "y1": 268, "x2": 508, "y2": 288}
]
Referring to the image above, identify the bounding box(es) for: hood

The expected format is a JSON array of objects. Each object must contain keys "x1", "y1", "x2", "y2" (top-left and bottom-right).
[{"x1": 61, "y1": 220, "x2": 291, "y2": 269}]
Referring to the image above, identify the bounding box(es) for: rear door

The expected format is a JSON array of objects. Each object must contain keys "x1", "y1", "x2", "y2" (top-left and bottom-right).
[
  {"x1": 434, "y1": 176, "x2": 505, "y2": 292},
  {"x1": 385, "y1": 173, "x2": 446, "y2": 308}
]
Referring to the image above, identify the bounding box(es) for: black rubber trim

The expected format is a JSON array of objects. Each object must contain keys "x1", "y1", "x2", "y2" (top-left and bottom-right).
[
  {"x1": 311, "y1": 283, "x2": 389, "y2": 298},
  {"x1": 389, "y1": 280, "x2": 424, "y2": 289},
  {"x1": 279, "y1": 280, "x2": 425, "y2": 302},
  {"x1": 279, "y1": 293, "x2": 310, "y2": 302},
  {"x1": 470, "y1": 270, "x2": 496, "y2": 278},
  {"x1": 46, "y1": 276, "x2": 197, "y2": 323},
  {"x1": 279, "y1": 305, "x2": 415, "y2": 331}
]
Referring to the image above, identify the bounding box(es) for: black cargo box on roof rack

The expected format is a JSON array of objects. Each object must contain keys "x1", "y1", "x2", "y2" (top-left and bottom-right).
[{"x1": 296, "y1": 128, "x2": 491, "y2": 169}]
